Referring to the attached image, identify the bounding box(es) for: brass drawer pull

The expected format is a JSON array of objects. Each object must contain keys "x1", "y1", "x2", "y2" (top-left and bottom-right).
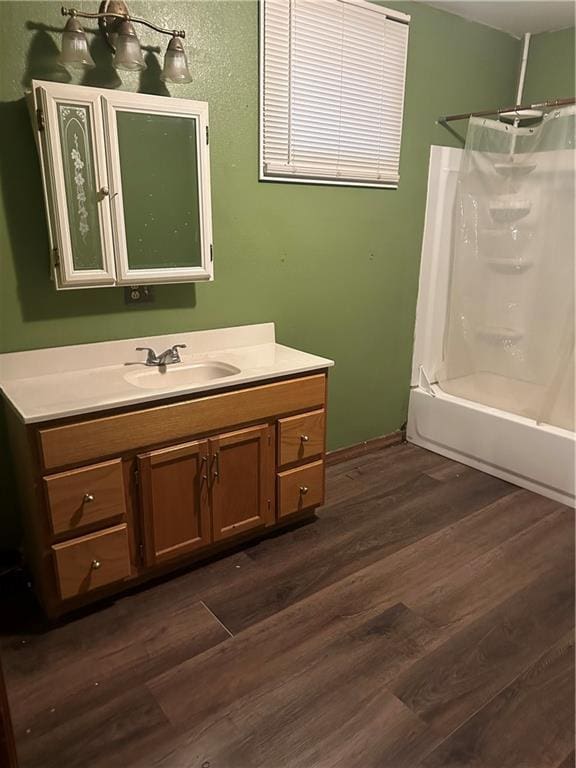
[
  {"x1": 201, "y1": 455, "x2": 208, "y2": 481},
  {"x1": 300, "y1": 434, "x2": 310, "y2": 442},
  {"x1": 91, "y1": 559, "x2": 102, "y2": 570},
  {"x1": 299, "y1": 485, "x2": 309, "y2": 495},
  {"x1": 84, "y1": 493, "x2": 95, "y2": 503}
]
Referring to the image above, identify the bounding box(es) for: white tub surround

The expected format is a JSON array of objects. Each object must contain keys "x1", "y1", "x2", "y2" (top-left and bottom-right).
[
  {"x1": 408, "y1": 145, "x2": 575, "y2": 508},
  {"x1": 0, "y1": 323, "x2": 334, "y2": 423}
]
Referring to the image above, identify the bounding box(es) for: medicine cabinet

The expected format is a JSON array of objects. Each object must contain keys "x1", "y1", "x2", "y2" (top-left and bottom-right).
[{"x1": 29, "y1": 81, "x2": 213, "y2": 289}]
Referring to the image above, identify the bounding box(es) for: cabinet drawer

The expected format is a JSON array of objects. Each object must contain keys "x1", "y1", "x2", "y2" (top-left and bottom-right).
[
  {"x1": 38, "y1": 374, "x2": 327, "y2": 471},
  {"x1": 278, "y1": 460, "x2": 325, "y2": 519},
  {"x1": 52, "y1": 524, "x2": 131, "y2": 601},
  {"x1": 44, "y1": 459, "x2": 126, "y2": 536},
  {"x1": 278, "y1": 409, "x2": 325, "y2": 467}
]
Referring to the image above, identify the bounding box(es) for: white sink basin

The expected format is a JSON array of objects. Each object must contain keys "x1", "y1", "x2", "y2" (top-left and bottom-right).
[{"x1": 125, "y1": 361, "x2": 241, "y2": 390}]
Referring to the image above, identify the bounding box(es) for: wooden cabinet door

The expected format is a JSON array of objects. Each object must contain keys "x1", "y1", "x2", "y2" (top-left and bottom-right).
[
  {"x1": 138, "y1": 440, "x2": 211, "y2": 566},
  {"x1": 210, "y1": 424, "x2": 274, "y2": 542}
]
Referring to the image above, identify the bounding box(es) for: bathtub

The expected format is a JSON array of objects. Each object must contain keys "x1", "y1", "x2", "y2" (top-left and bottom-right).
[
  {"x1": 407, "y1": 145, "x2": 575, "y2": 507},
  {"x1": 407, "y1": 384, "x2": 575, "y2": 506}
]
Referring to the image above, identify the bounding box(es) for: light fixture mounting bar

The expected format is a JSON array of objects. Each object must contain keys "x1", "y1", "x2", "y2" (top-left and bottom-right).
[{"x1": 61, "y1": 5, "x2": 186, "y2": 38}]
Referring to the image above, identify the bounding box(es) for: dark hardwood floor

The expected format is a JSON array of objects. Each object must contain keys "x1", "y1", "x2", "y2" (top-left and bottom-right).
[{"x1": 1, "y1": 443, "x2": 574, "y2": 768}]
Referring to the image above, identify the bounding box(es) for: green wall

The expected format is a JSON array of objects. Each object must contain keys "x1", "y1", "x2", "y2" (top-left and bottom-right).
[
  {"x1": 0, "y1": 1, "x2": 520, "y2": 546},
  {"x1": 523, "y1": 26, "x2": 575, "y2": 104}
]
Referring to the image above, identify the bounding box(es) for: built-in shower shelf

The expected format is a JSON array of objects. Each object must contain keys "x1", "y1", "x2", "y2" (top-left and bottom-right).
[
  {"x1": 476, "y1": 326, "x2": 524, "y2": 344},
  {"x1": 486, "y1": 257, "x2": 533, "y2": 273},
  {"x1": 489, "y1": 199, "x2": 531, "y2": 223},
  {"x1": 494, "y1": 162, "x2": 537, "y2": 178}
]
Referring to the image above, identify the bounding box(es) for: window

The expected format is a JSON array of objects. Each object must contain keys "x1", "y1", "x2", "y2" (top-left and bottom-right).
[{"x1": 259, "y1": 0, "x2": 410, "y2": 188}]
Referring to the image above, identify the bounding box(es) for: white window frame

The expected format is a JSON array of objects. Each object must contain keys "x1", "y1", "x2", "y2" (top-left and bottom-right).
[{"x1": 259, "y1": 0, "x2": 410, "y2": 189}]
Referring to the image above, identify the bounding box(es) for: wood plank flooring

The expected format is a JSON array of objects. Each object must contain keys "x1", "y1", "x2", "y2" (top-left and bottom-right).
[{"x1": 1, "y1": 443, "x2": 574, "y2": 768}]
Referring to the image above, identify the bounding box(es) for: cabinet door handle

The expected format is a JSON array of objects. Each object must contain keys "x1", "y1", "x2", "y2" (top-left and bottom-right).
[
  {"x1": 212, "y1": 451, "x2": 220, "y2": 481},
  {"x1": 91, "y1": 559, "x2": 102, "y2": 570},
  {"x1": 201, "y1": 455, "x2": 208, "y2": 481},
  {"x1": 84, "y1": 493, "x2": 95, "y2": 503},
  {"x1": 299, "y1": 485, "x2": 309, "y2": 495},
  {"x1": 300, "y1": 434, "x2": 310, "y2": 443}
]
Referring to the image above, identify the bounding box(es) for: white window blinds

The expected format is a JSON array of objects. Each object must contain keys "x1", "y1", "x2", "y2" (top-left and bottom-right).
[{"x1": 260, "y1": 0, "x2": 410, "y2": 187}]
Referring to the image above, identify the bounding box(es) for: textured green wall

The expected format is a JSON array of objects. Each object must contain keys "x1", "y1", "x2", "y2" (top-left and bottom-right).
[
  {"x1": 523, "y1": 26, "x2": 575, "y2": 103},
  {"x1": 0, "y1": 1, "x2": 520, "y2": 546}
]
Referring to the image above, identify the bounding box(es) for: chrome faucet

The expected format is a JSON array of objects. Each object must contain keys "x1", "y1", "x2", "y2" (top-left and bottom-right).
[{"x1": 136, "y1": 344, "x2": 187, "y2": 367}]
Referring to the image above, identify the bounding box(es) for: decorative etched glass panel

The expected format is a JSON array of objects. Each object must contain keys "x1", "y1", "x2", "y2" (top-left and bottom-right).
[
  {"x1": 57, "y1": 103, "x2": 104, "y2": 270},
  {"x1": 115, "y1": 111, "x2": 202, "y2": 270}
]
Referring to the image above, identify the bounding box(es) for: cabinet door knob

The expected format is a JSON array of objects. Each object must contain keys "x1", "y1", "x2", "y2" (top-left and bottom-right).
[
  {"x1": 84, "y1": 493, "x2": 95, "y2": 503},
  {"x1": 300, "y1": 435, "x2": 310, "y2": 443},
  {"x1": 100, "y1": 186, "x2": 109, "y2": 196},
  {"x1": 299, "y1": 485, "x2": 309, "y2": 495},
  {"x1": 91, "y1": 559, "x2": 102, "y2": 570}
]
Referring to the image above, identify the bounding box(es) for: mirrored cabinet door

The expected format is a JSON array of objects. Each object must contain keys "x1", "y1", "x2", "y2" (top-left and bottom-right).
[
  {"x1": 36, "y1": 83, "x2": 117, "y2": 287},
  {"x1": 103, "y1": 93, "x2": 213, "y2": 284}
]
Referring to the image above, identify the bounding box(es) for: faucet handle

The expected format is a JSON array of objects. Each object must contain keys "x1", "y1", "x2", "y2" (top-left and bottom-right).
[
  {"x1": 170, "y1": 344, "x2": 186, "y2": 363},
  {"x1": 136, "y1": 347, "x2": 159, "y2": 365}
]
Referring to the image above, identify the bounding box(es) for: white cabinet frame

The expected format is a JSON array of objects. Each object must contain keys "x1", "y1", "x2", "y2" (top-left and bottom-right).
[
  {"x1": 30, "y1": 81, "x2": 213, "y2": 289},
  {"x1": 102, "y1": 91, "x2": 213, "y2": 285},
  {"x1": 36, "y1": 82, "x2": 117, "y2": 287}
]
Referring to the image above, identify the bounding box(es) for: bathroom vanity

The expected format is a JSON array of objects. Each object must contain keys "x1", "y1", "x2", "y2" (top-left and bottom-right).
[{"x1": 0, "y1": 325, "x2": 333, "y2": 617}]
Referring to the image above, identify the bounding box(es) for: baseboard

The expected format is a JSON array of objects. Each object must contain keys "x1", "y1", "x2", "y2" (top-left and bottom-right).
[{"x1": 326, "y1": 430, "x2": 405, "y2": 466}]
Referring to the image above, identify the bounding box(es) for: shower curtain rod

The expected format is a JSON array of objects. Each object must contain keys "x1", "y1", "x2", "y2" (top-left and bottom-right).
[{"x1": 438, "y1": 96, "x2": 575, "y2": 123}]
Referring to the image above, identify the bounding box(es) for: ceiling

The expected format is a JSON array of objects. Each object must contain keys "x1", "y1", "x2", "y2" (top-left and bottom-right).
[{"x1": 420, "y1": 1, "x2": 576, "y2": 37}]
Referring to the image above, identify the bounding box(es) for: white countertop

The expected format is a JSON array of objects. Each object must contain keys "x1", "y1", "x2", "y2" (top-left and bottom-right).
[{"x1": 0, "y1": 323, "x2": 334, "y2": 424}]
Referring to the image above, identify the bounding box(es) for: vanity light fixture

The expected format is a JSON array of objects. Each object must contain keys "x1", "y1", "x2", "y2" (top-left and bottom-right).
[
  {"x1": 59, "y1": 1, "x2": 192, "y2": 83},
  {"x1": 60, "y1": 15, "x2": 96, "y2": 69},
  {"x1": 112, "y1": 19, "x2": 145, "y2": 71},
  {"x1": 161, "y1": 36, "x2": 193, "y2": 84}
]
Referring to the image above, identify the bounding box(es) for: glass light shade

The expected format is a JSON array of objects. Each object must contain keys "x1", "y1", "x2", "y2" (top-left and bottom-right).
[
  {"x1": 60, "y1": 16, "x2": 95, "y2": 70},
  {"x1": 161, "y1": 36, "x2": 192, "y2": 83},
  {"x1": 112, "y1": 21, "x2": 145, "y2": 71}
]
